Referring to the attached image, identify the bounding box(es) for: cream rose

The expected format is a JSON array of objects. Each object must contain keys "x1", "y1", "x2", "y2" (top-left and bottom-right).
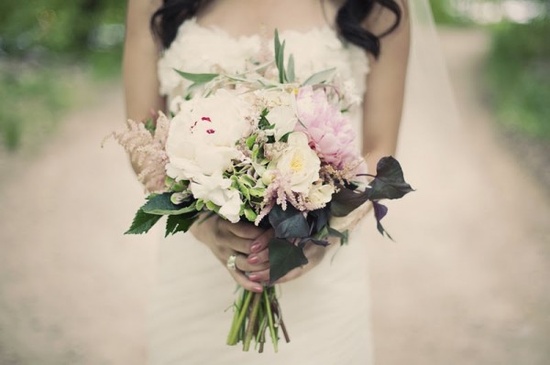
[
  {"x1": 307, "y1": 183, "x2": 335, "y2": 206},
  {"x1": 275, "y1": 132, "x2": 320, "y2": 193}
]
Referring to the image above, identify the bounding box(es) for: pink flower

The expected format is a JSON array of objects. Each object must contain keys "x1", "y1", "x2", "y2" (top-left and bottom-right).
[{"x1": 295, "y1": 86, "x2": 359, "y2": 170}]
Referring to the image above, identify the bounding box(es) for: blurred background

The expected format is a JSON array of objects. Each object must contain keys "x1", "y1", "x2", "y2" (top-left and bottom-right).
[{"x1": 0, "y1": 0, "x2": 549, "y2": 364}]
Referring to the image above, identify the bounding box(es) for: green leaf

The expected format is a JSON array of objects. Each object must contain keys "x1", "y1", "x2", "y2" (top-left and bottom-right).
[
  {"x1": 238, "y1": 174, "x2": 255, "y2": 188},
  {"x1": 278, "y1": 131, "x2": 291, "y2": 143},
  {"x1": 274, "y1": 30, "x2": 286, "y2": 83},
  {"x1": 269, "y1": 238, "x2": 308, "y2": 283},
  {"x1": 243, "y1": 207, "x2": 258, "y2": 222},
  {"x1": 174, "y1": 69, "x2": 218, "y2": 84},
  {"x1": 328, "y1": 227, "x2": 348, "y2": 240},
  {"x1": 287, "y1": 54, "x2": 296, "y2": 83},
  {"x1": 125, "y1": 209, "x2": 162, "y2": 235},
  {"x1": 258, "y1": 113, "x2": 272, "y2": 130},
  {"x1": 142, "y1": 193, "x2": 197, "y2": 215},
  {"x1": 309, "y1": 239, "x2": 329, "y2": 247},
  {"x1": 144, "y1": 118, "x2": 156, "y2": 134},
  {"x1": 249, "y1": 187, "x2": 265, "y2": 198},
  {"x1": 268, "y1": 205, "x2": 310, "y2": 239},
  {"x1": 205, "y1": 201, "x2": 219, "y2": 212},
  {"x1": 367, "y1": 156, "x2": 414, "y2": 200},
  {"x1": 302, "y1": 68, "x2": 336, "y2": 86},
  {"x1": 165, "y1": 213, "x2": 198, "y2": 237},
  {"x1": 245, "y1": 135, "x2": 257, "y2": 149},
  {"x1": 236, "y1": 180, "x2": 251, "y2": 201}
]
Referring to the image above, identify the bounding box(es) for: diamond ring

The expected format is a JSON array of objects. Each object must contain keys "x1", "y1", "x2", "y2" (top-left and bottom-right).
[{"x1": 226, "y1": 253, "x2": 238, "y2": 271}]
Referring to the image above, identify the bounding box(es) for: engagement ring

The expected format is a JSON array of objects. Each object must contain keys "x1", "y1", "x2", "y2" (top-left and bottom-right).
[{"x1": 226, "y1": 253, "x2": 238, "y2": 271}]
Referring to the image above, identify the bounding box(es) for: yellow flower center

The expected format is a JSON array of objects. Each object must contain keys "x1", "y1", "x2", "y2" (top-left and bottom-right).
[{"x1": 290, "y1": 153, "x2": 304, "y2": 172}]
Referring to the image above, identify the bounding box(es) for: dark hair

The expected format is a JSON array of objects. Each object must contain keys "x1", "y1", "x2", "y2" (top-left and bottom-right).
[{"x1": 151, "y1": 0, "x2": 402, "y2": 57}]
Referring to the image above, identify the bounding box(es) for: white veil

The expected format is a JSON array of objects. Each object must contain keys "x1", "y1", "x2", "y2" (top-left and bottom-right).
[{"x1": 405, "y1": 0, "x2": 461, "y2": 130}]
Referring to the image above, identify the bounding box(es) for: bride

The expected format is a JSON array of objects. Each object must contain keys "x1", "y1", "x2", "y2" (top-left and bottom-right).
[{"x1": 124, "y1": 0, "x2": 409, "y2": 363}]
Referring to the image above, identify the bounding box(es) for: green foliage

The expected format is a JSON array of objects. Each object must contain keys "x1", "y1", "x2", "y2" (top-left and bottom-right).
[
  {"x1": 487, "y1": 18, "x2": 550, "y2": 140},
  {"x1": 126, "y1": 210, "x2": 162, "y2": 235},
  {"x1": 429, "y1": 0, "x2": 471, "y2": 26},
  {"x1": 0, "y1": 0, "x2": 126, "y2": 56},
  {"x1": 0, "y1": 1, "x2": 126, "y2": 152},
  {"x1": 0, "y1": 62, "x2": 73, "y2": 151}
]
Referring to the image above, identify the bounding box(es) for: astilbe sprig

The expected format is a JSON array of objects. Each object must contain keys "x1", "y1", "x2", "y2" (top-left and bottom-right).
[{"x1": 108, "y1": 112, "x2": 171, "y2": 193}]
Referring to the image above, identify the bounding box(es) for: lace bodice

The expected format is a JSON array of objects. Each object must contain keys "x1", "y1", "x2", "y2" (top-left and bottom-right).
[{"x1": 157, "y1": 18, "x2": 370, "y2": 105}]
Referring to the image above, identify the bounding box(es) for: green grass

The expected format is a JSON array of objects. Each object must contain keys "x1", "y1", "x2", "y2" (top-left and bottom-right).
[{"x1": 486, "y1": 18, "x2": 550, "y2": 141}]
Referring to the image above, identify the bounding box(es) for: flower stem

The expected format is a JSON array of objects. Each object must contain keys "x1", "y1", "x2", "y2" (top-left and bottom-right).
[
  {"x1": 264, "y1": 288, "x2": 279, "y2": 353},
  {"x1": 243, "y1": 292, "x2": 262, "y2": 351},
  {"x1": 226, "y1": 289, "x2": 252, "y2": 346}
]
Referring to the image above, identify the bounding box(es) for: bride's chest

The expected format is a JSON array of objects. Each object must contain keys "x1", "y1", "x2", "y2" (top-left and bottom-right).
[{"x1": 156, "y1": 19, "x2": 369, "y2": 101}]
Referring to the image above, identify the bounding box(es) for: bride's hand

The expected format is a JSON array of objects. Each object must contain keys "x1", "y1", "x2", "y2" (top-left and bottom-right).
[{"x1": 190, "y1": 215, "x2": 272, "y2": 293}]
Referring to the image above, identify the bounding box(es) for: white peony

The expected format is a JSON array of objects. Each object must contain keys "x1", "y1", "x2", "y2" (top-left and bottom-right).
[
  {"x1": 275, "y1": 132, "x2": 320, "y2": 193},
  {"x1": 165, "y1": 89, "x2": 256, "y2": 182}
]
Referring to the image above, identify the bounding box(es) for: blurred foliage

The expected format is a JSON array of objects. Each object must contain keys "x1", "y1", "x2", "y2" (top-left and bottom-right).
[
  {"x1": 0, "y1": 0, "x2": 126, "y2": 152},
  {"x1": 430, "y1": 0, "x2": 464, "y2": 25},
  {"x1": 487, "y1": 17, "x2": 550, "y2": 140},
  {"x1": 0, "y1": 63, "x2": 74, "y2": 151},
  {"x1": 0, "y1": 0, "x2": 125, "y2": 56}
]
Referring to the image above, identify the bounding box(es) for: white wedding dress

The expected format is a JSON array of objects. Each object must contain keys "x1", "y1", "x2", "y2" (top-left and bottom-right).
[{"x1": 150, "y1": 19, "x2": 374, "y2": 364}]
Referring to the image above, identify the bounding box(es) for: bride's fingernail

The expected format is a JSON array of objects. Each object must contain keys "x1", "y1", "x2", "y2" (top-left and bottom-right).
[
  {"x1": 249, "y1": 274, "x2": 260, "y2": 281},
  {"x1": 250, "y1": 243, "x2": 261, "y2": 252},
  {"x1": 248, "y1": 255, "x2": 259, "y2": 264},
  {"x1": 252, "y1": 285, "x2": 263, "y2": 293}
]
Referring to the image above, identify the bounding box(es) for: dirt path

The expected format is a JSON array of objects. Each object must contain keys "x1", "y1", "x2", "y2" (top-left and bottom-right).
[{"x1": 0, "y1": 29, "x2": 549, "y2": 365}]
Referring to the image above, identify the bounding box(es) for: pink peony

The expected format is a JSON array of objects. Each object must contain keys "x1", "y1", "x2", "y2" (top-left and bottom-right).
[{"x1": 295, "y1": 86, "x2": 359, "y2": 170}]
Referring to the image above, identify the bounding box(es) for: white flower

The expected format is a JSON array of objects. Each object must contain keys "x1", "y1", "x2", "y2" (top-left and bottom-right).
[
  {"x1": 308, "y1": 183, "x2": 335, "y2": 206},
  {"x1": 268, "y1": 105, "x2": 298, "y2": 140},
  {"x1": 190, "y1": 174, "x2": 242, "y2": 223},
  {"x1": 274, "y1": 132, "x2": 320, "y2": 193},
  {"x1": 165, "y1": 89, "x2": 256, "y2": 182},
  {"x1": 254, "y1": 89, "x2": 298, "y2": 140}
]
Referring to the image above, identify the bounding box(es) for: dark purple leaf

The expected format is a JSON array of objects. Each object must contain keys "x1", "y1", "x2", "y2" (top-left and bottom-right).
[
  {"x1": 373, "y1": 201, "x2": 393, "y2": 240},
  {"x1": 309, "y1": 207, "x2": 330, "y2": 235},
  {"x1": 268, "y1": 205, "x2": 310, "y2": 239},
  {"x1": 373, "y1": 201, "x2": 388, "y2": 222},
  {"x1": 330, "y1": 187, "x2": 369, "y2": 217},
  {"x1": 269, "y1": 238, "x2": 308, "y2": 283},
  {"x1": 368, "y1": 156, "x2": 414, "y2": 201}
]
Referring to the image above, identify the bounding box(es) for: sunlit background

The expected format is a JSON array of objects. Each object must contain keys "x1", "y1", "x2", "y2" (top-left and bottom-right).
[{"x1": 0, "y1": 1, "x2": 549, "y2": 364}]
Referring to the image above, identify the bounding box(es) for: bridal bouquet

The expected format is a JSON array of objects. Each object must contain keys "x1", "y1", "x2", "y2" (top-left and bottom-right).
[{"x1": 112, "y1": 32, "x2": 412, "y2": 353}]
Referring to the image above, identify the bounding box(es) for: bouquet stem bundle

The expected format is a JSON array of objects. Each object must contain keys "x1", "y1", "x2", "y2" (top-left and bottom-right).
[{"x1": 227, "y1": 287, "x2": 289, "y2": 352}]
